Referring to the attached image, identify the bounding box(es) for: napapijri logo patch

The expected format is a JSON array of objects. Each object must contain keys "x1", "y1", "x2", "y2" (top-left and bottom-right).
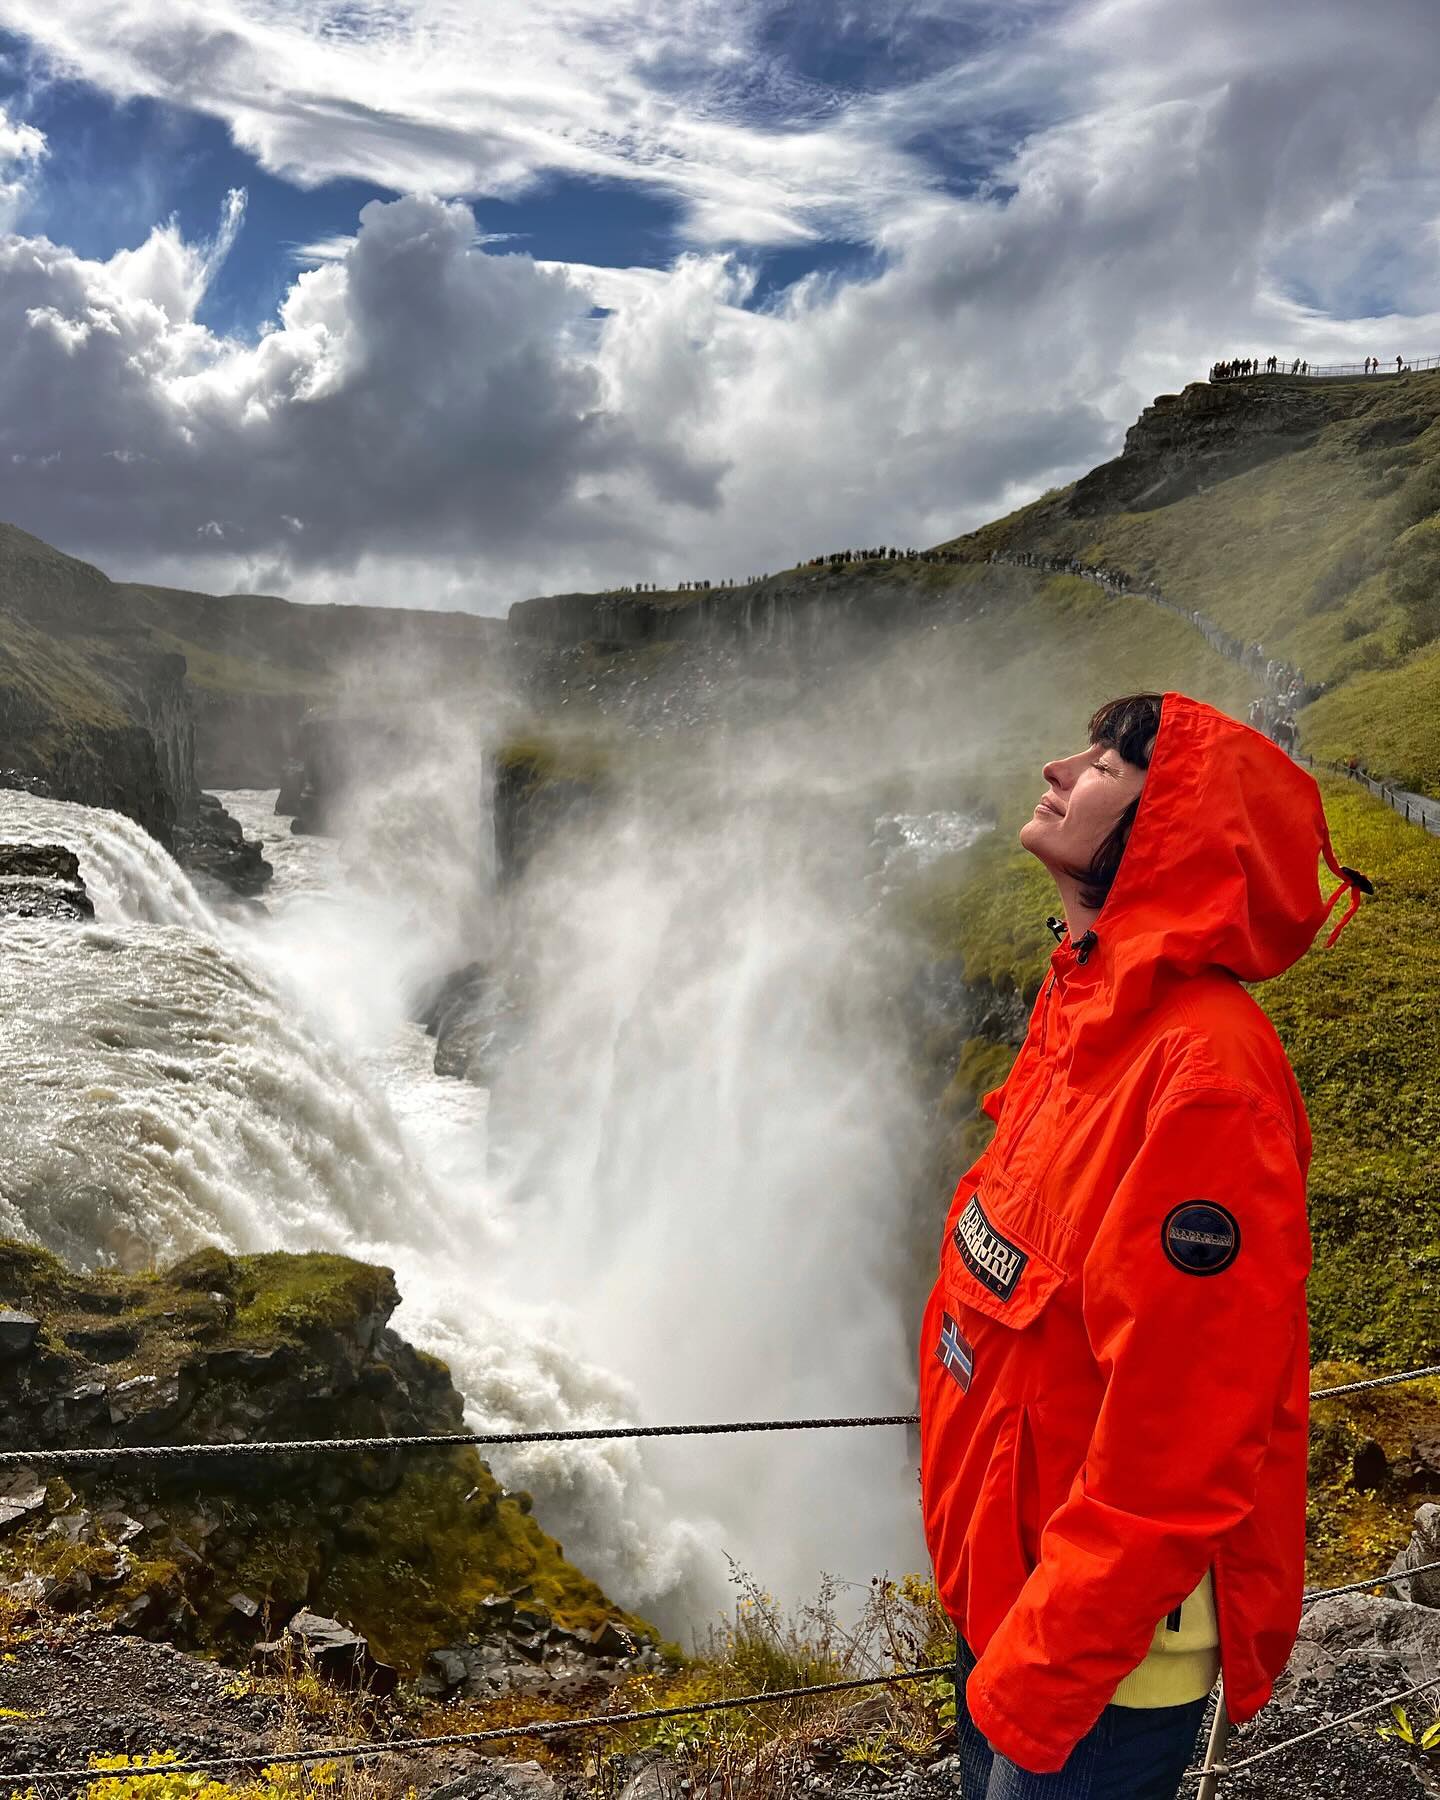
[
  {"x1": 952, "y1": 1193, "x2": 1029, "y2": 1301},
  {"x1": 935, "y1": 1311, "x2": 974, "y2": 1391},
  {"x1": 1162, "y1": 1200, "x2": 1241, "y2": 1276}
]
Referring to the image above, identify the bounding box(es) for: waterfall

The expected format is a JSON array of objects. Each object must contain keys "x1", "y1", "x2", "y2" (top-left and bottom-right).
[
  {"x1": 0, "y1": 791, "x2": 218, "y2": 930},
  {"x1": 0, "y1": 786, "x2": 718, "y2": 1624},
  {"x1": 0, "y1": 663, "x2": 990, "y2": 1637}
]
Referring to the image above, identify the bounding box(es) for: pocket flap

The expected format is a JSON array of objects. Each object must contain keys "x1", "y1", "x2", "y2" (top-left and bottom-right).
[{"x1": 942, "y1": 1186, "x2": 1067, "y2": 1329}]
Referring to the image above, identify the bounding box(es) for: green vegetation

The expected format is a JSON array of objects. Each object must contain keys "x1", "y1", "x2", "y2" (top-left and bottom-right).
[
  {"x1": 1262, "y1": 786, "x2": 1440, "y2": 1368},
  {"x1": 945, "y1": 372, "x2": 1440, "y2": 798},
  {"x1": 315, "y1": 1453, "x2": 634, "y2": 1672},
  {"x1": 26, "y1": 1752, "x2": 344, "y2": 1800},
  {"x1": 226, "y1": 1252, "x2": 397, "y2": 1343},
  {"x1": 493, "y1": 732, "x2": 616, "y2": 791},
  {"x1": 594, "y1": 1570, "x2": 954, "y2": 1786},
  {"x1": 0, "y1": 614, "x2": 134, "y2": 739},
  {"x1": 1299, "y1": 639, "x2": 1440, "y2": 795}
]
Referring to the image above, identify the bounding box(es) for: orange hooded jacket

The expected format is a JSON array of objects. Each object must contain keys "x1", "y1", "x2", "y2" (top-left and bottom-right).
[{"x1": 917, "y1": 692, "x2": 1373, "y2": 1775}]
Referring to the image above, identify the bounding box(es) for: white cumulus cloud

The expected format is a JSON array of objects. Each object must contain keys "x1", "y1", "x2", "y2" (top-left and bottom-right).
[
  {"x1": 0, "y1": 102, "x2": 45, "y2": 229},
  {"x1": 0, "y1": 0, "x2": 1438, "y2": 608}
]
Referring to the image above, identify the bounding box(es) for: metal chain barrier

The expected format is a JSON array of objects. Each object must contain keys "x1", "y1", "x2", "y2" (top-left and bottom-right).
[
  {"x1": 1305, "y1": 1556, "x2": 1440, "y2": 1605},
  {"x1": 0, "y1": 1371, "x2": 1437, "y2": 1788},
  {"x1": 1311, "y1": 1363, "x2": 1440, "y2": 1401},
  {"x1": 2, "y1": 1363, "x2": 1432, "y2": 1472},
  {"x1": 0, "y1": 1415, "x2": 920, "y2": 1473}
]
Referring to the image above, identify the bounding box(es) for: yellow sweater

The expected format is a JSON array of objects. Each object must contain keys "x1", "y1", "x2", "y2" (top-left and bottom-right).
[{"x1": 1109, "y1": 1568, "x2": 1220, "y2": 1709}]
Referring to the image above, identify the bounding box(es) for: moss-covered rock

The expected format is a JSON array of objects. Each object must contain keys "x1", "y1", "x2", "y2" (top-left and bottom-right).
[
  {"x1": 0, "y1": 1242, "x2": 648, "y2": 1674},
  {"x1": 492, "y1": 733, "x2": 613, "y2": 880}
]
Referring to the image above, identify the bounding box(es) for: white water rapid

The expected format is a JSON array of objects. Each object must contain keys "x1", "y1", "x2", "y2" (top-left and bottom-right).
[{"x1": 0, "y1": 723, "x2": 990, "y2": 1639}]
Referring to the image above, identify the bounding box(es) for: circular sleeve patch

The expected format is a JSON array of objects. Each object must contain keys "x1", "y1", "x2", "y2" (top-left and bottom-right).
[{"x1": 1161, "y1": 1200, "x2": 1241, "y2": 1275}]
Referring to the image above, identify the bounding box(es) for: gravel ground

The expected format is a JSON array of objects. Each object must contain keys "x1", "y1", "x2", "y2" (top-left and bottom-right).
[
  {"x1": 845, "y1": 1664, "x2": 1440, "y2": 1799},
  {"x1": 1182, "y1": 1664, "x2": 1440, "y2": 1799},
  {"x1": 3, "y1": 1623, "x2": 1440, "y2": 1798},
  {"x1": 0, "y1": 1619, "x2": 283, "y2": 1784}
]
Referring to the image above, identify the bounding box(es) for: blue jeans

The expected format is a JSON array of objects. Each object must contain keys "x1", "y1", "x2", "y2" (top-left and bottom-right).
[{"x1": 953, "y1": 1635, "x2": 1210, "y2": 1799}]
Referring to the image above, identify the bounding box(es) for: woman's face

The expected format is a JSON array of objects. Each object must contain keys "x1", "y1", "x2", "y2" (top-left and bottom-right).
[{"x1": 1018, "y1": 740, "x2": 1149, "y2": 876}]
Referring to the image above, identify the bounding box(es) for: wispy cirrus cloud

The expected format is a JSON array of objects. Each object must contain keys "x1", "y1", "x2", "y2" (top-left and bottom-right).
[{"x1": 0, "y1": 0, "x2": 1037, "y2": 247}]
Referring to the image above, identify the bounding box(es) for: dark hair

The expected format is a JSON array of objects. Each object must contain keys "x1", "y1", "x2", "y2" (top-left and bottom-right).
[{"x1": 1066, "y1": 692, "x2": 1163, "y2": 912}]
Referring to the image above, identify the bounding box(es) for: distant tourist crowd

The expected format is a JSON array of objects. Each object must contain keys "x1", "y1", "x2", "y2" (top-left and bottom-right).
[
  {"x1": 984, "y1": 549, "x2": 1321, "y2": 744},
  {"x1": 804, "y1": 545, "x2": 964, "y2": 570},
  {"x1": 1212, "y1": 353, "x2": 1416, "y2": 381},
  {"x1": 588, "y1": 540, "x2": 1322, "y2": 751},
  {"x1": 603, "y1": 575, "x2": 770, "y2": 596},
  {"x1": 601, "y1": 544, "x2": 968, "y2": 597}
]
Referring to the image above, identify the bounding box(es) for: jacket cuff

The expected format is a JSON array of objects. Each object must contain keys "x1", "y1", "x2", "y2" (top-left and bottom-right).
[{"x1": 965, "y1": 1660, "x2": 1075, "y2": 1776}]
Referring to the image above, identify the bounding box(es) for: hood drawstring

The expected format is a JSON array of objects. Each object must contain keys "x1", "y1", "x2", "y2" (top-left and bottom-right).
[
  {"x1": 1043, "y1": 917, "x2": 1099, "y2": 963},
  {"x1": 1043, "y1": 917, "x2": 1099, "y2": 962},
  {"x1": 1319, "y1": 831, "x2": 1374, "y2": 949}
]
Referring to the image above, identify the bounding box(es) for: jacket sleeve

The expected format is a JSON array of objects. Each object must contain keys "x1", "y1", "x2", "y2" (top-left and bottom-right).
[{"x1": 964, "y1": 1081, "x2": 1312, "y2": 1774}]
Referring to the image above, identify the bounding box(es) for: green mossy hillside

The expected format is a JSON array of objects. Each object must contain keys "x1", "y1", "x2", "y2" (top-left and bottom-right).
[
  {"x1": 1298, "y1": 639, "x2": 1440, "y2": 796},
  {"x1": 946, "y1": 372, "x2": 1440, "y2": 798}
]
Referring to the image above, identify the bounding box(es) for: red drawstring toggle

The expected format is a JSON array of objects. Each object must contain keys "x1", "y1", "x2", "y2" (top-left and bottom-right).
[{"x1": 1319, "y1": 846, "x2": 1374, "y2": 949}]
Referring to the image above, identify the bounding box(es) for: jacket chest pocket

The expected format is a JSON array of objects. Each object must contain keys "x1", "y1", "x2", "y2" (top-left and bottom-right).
[{"x1": 941, "y1": 1170, "x2": 1072, "y2": 1333}]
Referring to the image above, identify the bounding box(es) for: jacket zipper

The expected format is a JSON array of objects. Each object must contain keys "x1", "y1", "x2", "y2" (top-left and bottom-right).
[{"x1": 1002, "y1": 966, "x2": 1062, "y2": 1155}]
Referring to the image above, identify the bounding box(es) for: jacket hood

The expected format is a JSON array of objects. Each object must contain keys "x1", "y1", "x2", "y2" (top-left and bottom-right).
[{"x1": 1065, "y1": 692, "x2": 1371, "y2": 1008}]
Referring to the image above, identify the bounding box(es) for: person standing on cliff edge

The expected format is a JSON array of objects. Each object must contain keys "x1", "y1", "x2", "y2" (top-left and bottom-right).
[{"x1": 919, "y1": 690, "x2": 1373, "y2": 1798}]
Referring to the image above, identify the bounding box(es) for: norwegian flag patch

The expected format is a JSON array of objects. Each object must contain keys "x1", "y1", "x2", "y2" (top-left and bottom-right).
[{"x1": 935, "y1": 1311, "x2": 974, "y2": 1391}]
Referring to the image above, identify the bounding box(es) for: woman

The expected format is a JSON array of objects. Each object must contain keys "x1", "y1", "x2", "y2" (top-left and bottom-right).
[{"x1": 918, "y1": 690, "x2": 1372, "y2": 1798}]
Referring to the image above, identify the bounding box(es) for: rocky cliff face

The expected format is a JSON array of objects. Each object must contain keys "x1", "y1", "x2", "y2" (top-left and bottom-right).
[
  {"x1": 0, "y1": 841, "x2": 93, "y2": 921},
  {"x1": 1066, "y1": 376, "x2": 1369, "y2": 516},
  {"x1": 2, "y1": 521, "x2": 509, "y2": 878},
  {"x1": 0, "y1": 524, "x2": 217, "y2": 854},
  {"x1": 190, "y1": 689, "x2": 310, "y2": 790},
  {"x1": 509, "y1": 563, "x2": 958, "y2": 656},
  {"x1": 0, "y1": 642, "x2": 192, "y2": 847}
]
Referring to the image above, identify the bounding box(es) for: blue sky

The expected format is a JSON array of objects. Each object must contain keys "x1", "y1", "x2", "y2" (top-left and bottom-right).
[
  {"x1": 0, "y1": 10, "x2": 1003, "y2": 339},
  {"x1": 0, "y1": 0, "x2": 1436, "y2": 611}
]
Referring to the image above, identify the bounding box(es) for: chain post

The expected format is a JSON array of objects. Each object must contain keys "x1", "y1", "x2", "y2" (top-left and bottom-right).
[{"x1": 1195, "y1": 1683, "x2": 1231, "y2": 1799}]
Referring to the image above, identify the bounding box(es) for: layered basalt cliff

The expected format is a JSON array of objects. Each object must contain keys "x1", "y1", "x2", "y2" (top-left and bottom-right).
[
  {"x1": 1, "y1": 521, "x2": 506, "y2": 877},
  {"x1": 0, "y1": 525, "x2": 235, "y2": 863},
  {"x1": 509, "y1": 561, "x2": 960, "y2": 656},
  {"x1": 1066, "y1": 375, "x2": 1372, "y2": 515}
]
